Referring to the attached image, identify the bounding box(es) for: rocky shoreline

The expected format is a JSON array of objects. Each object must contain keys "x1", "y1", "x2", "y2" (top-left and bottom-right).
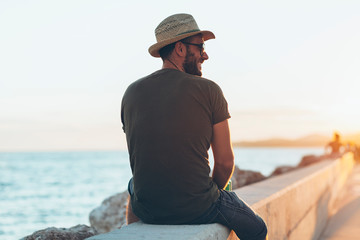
[{"x1": 21, "y1": 154, "x2": 336, "y2": 240}]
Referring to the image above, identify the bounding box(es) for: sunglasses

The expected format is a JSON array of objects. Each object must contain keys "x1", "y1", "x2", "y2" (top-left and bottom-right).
[{"x1": 181, "y1": 42, "x2": 205, "y2": 56}]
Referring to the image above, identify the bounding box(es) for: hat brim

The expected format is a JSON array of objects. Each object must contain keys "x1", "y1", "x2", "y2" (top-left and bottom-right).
[{"x1": 148, "y1": 30, "x2": 215, "y2": 58}]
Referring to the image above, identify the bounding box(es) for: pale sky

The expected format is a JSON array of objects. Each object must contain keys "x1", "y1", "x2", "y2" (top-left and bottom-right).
[{"x1": 1, "y1": 0, "x2": 359, "y2": 151}]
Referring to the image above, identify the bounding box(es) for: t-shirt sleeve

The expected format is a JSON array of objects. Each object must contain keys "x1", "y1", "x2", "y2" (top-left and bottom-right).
[
  {"x1": 209, "y1": 82, "x2": 231, "y2": 124},
  {"x1": 120, "y1": 96, "x2": 126, "y2": 133}
]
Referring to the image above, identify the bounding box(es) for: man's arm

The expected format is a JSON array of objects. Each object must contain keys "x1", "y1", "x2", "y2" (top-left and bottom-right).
[{"x1": 211, "y1": 119, "x2": 235, "y2": 189}]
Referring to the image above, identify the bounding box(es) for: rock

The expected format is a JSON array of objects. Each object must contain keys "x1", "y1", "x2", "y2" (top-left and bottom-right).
[
  {"x1": 89, "y1": 190, "x2": 129, "y2": 233},
  {"x1": 270, "y1": 165, "x2": 298, "y2": 177},
  {"x1": 297, "y1": 154, "x2": 325, "y2": 167},
  {"x1": 21, "y1": 224, "x2": 97, "y2": 240},
  {"x1": 231, "y1": 166, "x2": 266, "y2": 189}
]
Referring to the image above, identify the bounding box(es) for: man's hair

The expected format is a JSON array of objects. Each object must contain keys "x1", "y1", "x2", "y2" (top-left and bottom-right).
[
  {"x1": 159, "y1": 42, "x2": 176, "y2": 60},
  {"x1": 159, "y1": 34, "x2": 202, "y2": 60}
]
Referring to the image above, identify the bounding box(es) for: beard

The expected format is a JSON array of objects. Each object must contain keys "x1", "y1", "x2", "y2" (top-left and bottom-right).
[{"x1": 183, "y1": 47, "x2": 202, "y2": 76}]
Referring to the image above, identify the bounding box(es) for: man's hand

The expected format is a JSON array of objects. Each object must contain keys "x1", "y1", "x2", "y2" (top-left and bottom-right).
[{"x1": 211, "y1": 119, "x2": 234, "y2": 189}]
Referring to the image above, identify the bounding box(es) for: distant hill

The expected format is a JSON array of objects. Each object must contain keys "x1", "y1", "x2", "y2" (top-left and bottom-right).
[{"x1": 233, "y1": 133, "x2": 360, "y2": 147}]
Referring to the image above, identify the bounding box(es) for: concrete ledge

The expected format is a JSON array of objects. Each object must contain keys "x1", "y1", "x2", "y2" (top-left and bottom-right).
[
  {"x1": 87, "y1": 222, "x2": 230, "y2": 240},
  {"x1": 86, "y1": 153, "x2": 355, "y2": 240},
  {"x1": 234, "y1": 152, "x2": 355, "y2": 240}
]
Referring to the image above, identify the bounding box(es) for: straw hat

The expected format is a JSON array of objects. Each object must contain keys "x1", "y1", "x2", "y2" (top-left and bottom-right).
[{"x1": 148, "y1": 13, "x2": 215, "y2": 57}]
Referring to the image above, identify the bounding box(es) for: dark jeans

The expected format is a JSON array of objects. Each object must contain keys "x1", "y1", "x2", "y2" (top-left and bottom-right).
[
  {"x1": 189, "y1": 190, "x2": 267, "y2": 240},
  {"x1": 128, "y1": 179, "x2": 267, "y2": 240}
]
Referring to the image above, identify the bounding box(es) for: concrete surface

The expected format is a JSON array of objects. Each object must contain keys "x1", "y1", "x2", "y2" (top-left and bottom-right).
[
  {"x1": 86, "y1": 222, "x2": 230, "y2": 240},
  {"x1": 318, "y1": 164, "x2": 360, "y2": 240},
  {"x1": 85, "y1": 153, "x2": 355, "y2": 240}
]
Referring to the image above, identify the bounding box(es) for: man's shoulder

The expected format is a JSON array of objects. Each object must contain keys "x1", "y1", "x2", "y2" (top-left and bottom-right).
[
  {"x1": 193, "y1": 75, "x2": 223, "y2": 93},
  {"x1": 124, "y1": 70, "x2": 162, "y2": 93},
  {"x1": 197, "y1": 76, "x2": 220, "y2": 87},
  {"x1": 129, "y1": 70, "x2": 162, "y2": 85},
  {"x1": 179, "y1": 71, "x2": 220, "y2": 89}
]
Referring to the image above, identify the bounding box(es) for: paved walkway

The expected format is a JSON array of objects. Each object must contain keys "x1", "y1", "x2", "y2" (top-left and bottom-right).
[{"x1": 318, "y1": 163, "x2": 360, "y2": 240}]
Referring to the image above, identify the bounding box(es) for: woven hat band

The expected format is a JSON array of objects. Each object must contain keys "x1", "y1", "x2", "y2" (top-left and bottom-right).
[{"x1": 155, "y1": 15, "x2": 200, "y2": 42}]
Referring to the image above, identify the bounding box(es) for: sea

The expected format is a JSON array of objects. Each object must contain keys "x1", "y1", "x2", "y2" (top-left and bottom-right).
[{"x1": 0, "y1": 147, "x2": 324, "y2": 240}]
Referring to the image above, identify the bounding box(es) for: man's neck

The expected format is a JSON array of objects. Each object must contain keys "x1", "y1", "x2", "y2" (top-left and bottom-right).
[{"x1": 162, "y1": 59, "x2": 184, "y2": 72}]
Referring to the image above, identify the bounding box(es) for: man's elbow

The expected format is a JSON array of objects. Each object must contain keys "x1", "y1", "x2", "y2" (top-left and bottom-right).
[
  {"x1": 227, "y1": 154, "x2": 235, "y2": 169},
  {"x1": 218, "y1": 153, "x2": 235, "y2": 169}
]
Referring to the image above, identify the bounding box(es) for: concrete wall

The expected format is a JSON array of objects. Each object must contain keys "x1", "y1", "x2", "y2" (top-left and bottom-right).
[
  {"x1": 86, "y1": 153, "x2": 355, "y2": 240},
  {"x1": 232, "y1": 152, "x2": 355, "y2": 240}
]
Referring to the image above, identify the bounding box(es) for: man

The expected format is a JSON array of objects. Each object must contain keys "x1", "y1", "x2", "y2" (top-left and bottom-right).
[
  {"x1": 326, "y1": 132, "x2": 343, "y2": 158},
  {"x1": 121, "y1": 13, "x2": 267, "y2": 240}
]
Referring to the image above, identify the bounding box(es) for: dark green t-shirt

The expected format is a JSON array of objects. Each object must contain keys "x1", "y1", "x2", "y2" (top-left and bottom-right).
[{"x1": 121, "y1": 68, "x2": 230, "y2": 224}]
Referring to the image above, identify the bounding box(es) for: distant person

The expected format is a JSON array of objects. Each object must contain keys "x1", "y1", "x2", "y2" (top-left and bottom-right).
[
  {"x1": 121, "y1": 13, "x2": 267, "y2": 239},
  {"x1": 325, "y1": 132, "x2": 343, "y2": 158},
  {"x1": 355, "y1": 144, "x2": 360, "y2": 163}
]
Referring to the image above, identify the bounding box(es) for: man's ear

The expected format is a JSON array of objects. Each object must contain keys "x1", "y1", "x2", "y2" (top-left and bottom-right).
[{"x1": 174, "y1": 42, "x2": 186, "y2": 57}]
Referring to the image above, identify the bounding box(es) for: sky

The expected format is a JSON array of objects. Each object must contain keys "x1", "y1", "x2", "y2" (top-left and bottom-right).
[{"x1": 1, "y1": 0, "x2": 359, "y2": 151}]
